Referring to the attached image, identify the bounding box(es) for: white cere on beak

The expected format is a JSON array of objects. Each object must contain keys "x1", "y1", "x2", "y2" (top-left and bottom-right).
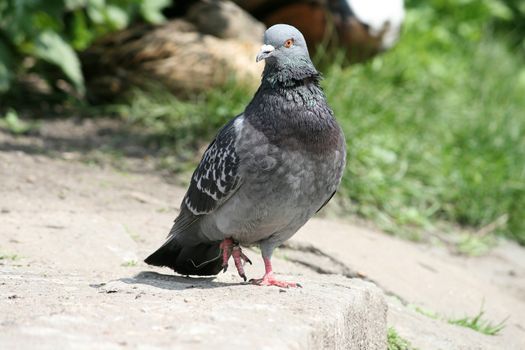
[
  {"x1": 260, "y1": 44, "x2": 275, "y2": 53},
  {"x1": 256, "y1": 44, "x2": 275, "y2": 62}
]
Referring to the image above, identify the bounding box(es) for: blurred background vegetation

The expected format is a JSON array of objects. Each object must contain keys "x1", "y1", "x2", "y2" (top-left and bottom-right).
[
  {"x1": 1, "y1": 0, "x2": 524, "y2": 247},
  {"x1": 0, "y1": 0, "x2": 170, "y2": 95}
]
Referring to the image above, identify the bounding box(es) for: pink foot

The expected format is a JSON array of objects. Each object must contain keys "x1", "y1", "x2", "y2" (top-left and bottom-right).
[
  {"x1": 219, "y1": 238, "x2": 252, "y2": 281},
  {"x1": 250, "y1": 256, "x2": 302, "y2": 288},
  {"x1": 250, "y1": 273, "x2": 302, "y2": 288}
]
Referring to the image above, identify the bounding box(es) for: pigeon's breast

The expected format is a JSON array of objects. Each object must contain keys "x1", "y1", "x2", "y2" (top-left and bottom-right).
[
  {"x1": 206, "y1": 116, "x2": 345, "y2": 244},
  {"x1": 246, "y1": 86, "x2": 344, "y2": 155}
]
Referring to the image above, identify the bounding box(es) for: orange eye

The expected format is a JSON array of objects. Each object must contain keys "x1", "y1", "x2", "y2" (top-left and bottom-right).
[{"x1": 284, "y1": 38, "x2": 294, "y2": 48}]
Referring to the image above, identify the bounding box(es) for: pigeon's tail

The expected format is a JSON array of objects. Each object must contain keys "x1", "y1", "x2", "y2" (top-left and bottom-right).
[{"x1": 144, "y1": 239, "x2": 223, "y2": 276}]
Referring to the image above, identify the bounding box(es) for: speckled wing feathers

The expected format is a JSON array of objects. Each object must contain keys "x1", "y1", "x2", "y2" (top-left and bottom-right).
[{"x1": 183, "y1": 117, "x2": 241, "y2": 216}]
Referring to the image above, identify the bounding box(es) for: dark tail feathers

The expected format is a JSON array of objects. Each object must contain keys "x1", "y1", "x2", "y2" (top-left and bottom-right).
[{"x1": 144, "y1": 239, "x2": 223, "y2": 276}]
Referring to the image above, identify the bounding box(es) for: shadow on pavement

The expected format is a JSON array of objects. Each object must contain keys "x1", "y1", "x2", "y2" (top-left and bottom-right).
[{"x1": 120, "y1": 270, "x2": 243, "y2": 290}]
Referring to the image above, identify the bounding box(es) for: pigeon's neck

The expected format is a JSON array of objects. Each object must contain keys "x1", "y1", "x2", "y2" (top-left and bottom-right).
[
  {"x1": 257, "y1": 63, "x2": 326, "y2": 112},
  {"x1": 261, "y1": 59, "x2": 321, "y2": 89}
]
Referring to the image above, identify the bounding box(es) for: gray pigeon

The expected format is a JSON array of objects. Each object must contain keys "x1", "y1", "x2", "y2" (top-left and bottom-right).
[{"x1": 145, "y1": 24, "x2": 346, "y2": 287}]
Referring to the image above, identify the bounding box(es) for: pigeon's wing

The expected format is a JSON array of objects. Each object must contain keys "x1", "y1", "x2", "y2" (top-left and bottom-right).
[
  {"x1": 169, "y1": 116, "x2": 242, "y2": 236},
  {"x1": 316, "y1": 144, "x2": 346, "y2": 213}
]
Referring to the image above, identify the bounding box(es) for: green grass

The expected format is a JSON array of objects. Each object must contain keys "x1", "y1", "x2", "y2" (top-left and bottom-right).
[
  {"x1": 109, "y1": 80, "x2": 250, "y2": 150},
  {"x1": 411, "y1": 305, "x2": 439, "y2": 320},
  {"x1": 325, "y1": 28, "x2": 525, "y2": 243},
  {"x1": 448, "y1": 310, "x2": 507, "y2": 336},
  {"x1": 100, "y1": 80, "x2": 251, "y2": 176},
  {"x1": 387, "y1": 327, "x2": 416, "y2": 350},
  {"x1": 456, "y1": 233, "x2": 499, "y2": 256},
  {"x1": 323, "y1": 5, "x2": 525, "y2": 243},
  {"x1": 410, "y1": 303, "x2": 507, "y2": 336},
  {"x1": 95, "y1": 3, "x2": 525, "y2": 245}
]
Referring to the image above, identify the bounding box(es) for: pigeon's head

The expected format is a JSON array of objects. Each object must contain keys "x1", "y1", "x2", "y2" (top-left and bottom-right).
[{"x1": 256, "y1": 24, "x2": 311, "y2": 66}]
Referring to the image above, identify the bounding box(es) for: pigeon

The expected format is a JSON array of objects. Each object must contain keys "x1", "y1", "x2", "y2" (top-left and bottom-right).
[{"x1": 145, "y1": 24, "x2": 346, "y2": 287}]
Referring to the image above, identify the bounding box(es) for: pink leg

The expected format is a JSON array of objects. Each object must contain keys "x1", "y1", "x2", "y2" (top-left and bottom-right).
[
  {"x1": 219, "y1": 238, "x2": 233, "y2": 272},
  {"x1": 219, "y1": 238, "x2": 252, "y2": 281},
  {"x1": 232, "y1": 246, "x2": 252, "y2": 281},
  {"x1": 250, "y1": 257, "x2": 302, "y2": 288}
]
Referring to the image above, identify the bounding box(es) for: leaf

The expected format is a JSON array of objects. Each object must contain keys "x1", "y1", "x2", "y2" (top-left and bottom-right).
[
  {"x1": 32, "y1": 30, "x2": 85, "y2": 94},
  {"x1": 105, "y1": 4, "x2": 129, "y2": 30},
  {"x1": 140, "y1": 0, "x2": 170, "y2": 24},
  {"x1": 86, "y1": 0, "x2": 106, "y2": 24}
]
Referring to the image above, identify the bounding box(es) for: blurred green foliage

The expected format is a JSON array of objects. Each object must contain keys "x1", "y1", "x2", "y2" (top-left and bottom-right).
[
  {"x1": 110, "y1": 80, "x2": 251, "y2": 165},
  {"x1": 0, "y1": 108, "x2": 39, "y2": 134},
  {"x1": 113, "y1": 0, "x2": 525, "y2": 244},
  {"x1": 326, "y1": 0, "x2": 525, "y2": 243},
  {"x1": 0, "y1": 0, "x2": 170, "y2": 94}
]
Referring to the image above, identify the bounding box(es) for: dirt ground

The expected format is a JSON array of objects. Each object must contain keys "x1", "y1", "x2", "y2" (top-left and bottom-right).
[{"x1": 1, "y1": 118, "x2": 524, "y2": 349}]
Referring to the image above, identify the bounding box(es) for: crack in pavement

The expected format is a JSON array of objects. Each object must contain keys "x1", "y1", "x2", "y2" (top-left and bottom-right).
[{"x1": 280, "y1": 241, "x2": 411, "y2": 306}]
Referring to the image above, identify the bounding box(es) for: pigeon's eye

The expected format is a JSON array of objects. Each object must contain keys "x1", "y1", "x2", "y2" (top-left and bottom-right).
[{"x1": 284, "y1": 38, "x2": 294, "y2": 48}]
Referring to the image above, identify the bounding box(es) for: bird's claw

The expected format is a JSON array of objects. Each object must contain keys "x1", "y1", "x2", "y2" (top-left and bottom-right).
[
  {"x1": 239, "y1": 273, "x2": 247, "y2": 282},
  {"x1": 219, "y1": 238, "x2": 251, "y2": 281}
]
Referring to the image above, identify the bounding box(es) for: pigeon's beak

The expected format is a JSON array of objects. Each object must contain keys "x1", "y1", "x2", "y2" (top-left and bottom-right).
[{"x1": 256, "y1": 44, "x2": 275, "y2": 62}]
